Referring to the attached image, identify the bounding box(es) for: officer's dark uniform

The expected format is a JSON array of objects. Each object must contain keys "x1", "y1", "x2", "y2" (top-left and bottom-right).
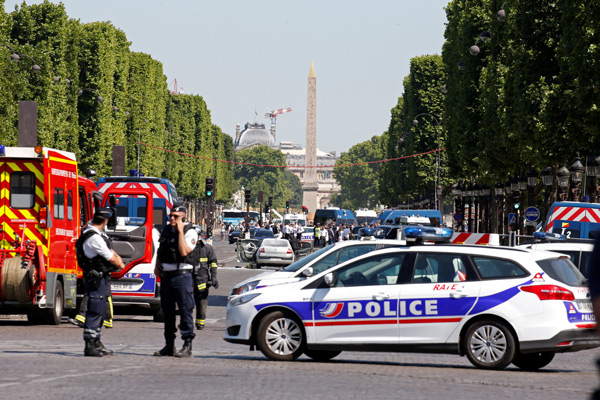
[
  {"x1": 75, "y1": 208, "x2": 118, "y2": 357},
  {"x1": 193, "y1": 240, "x2": 218, "y2": 330},
  {"x1": 71, "y1": 284, "x2": 113, "y2": 328},
  {"x1": 154, "y1": 210, "x2": 197, "y2": 357}
]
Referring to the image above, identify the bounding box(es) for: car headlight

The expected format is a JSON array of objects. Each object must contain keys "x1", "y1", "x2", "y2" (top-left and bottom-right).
[
  {"x1": 229, "y1": 292, "x2": 261, "y2": 307},
  {"x1": 230, "y1": 280, "x2": 260, "y2": 296}
]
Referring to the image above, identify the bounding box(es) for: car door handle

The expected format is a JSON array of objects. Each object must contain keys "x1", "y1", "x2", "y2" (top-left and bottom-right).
[
  {"x1": 373, "y1": 293, "x2": 390, "y2": 301},
  {"x1": 449, "y1": 290, "x2": 468, "y2": 299}
]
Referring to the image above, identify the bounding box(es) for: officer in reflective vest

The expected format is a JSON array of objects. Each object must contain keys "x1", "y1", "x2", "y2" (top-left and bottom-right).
[
  {"x1": 154, "y1": 206, "x2": 198, "y2": 357},
  {"x1": 76, "y1": 208, "x2": 125, "y2": 357},
  {"x1": 193, "y1": 239, "x2": 218, "y2": 330}
]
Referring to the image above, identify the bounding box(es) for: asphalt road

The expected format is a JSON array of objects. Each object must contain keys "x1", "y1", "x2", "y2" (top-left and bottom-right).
[{"x1": 1, "y1": 239, "x2": 600, "y2": 399}]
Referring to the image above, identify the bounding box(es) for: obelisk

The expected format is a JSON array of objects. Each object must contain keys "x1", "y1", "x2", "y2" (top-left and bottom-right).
[{"x1": 302, "y1": 62, "x2": 319, "y2": 213}]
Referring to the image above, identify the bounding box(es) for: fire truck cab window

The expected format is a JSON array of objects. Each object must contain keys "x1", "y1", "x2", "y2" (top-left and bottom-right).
[
  {"x1": 10, "y1": 172, "x2": 35, "y2": 209},
  {"x1": 79, "y1": 188, "x2": 88, "y2": 226},
  {"x1": 67, "y1": 190, "x2": 74, "y2": 220},
  {"x1": 54, "y1": 188, "x2": 64, "y2": 219}
]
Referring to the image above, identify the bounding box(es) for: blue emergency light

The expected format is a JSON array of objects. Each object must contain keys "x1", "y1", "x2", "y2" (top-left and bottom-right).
[
  {"x1": 533, "y1": 232, "x2": 566, "y2": 241},
  {"x1": 129, "y1": 169, "x2": 139, "y2": 177},
  {"x1": 404, "y1": 226, "x2": 453, "y2": 242},
  {"x1": 0, "y1": 145, "x2": 5, "y2": 156}
]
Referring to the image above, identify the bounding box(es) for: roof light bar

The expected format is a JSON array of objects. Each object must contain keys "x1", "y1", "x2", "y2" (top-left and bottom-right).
[
  {"x1": 403, "y1": 226, "x2": 453, "y2": 242},
  {"x1": 533, "y1": 232, "x2": 566, "y2": 242}
]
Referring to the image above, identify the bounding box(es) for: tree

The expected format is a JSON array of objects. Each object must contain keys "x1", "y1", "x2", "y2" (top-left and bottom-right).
[{"x1": 334, "y1": 135, "x2": 382, "y2": 210}]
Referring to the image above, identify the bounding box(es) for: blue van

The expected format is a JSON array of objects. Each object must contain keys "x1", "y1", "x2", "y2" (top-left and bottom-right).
[
  {"x1": 544, "y1": 201, "x2": 600, "y2": 239},
  {"x1": 313, "y1": 208, "x2": 356, "y2": 226}
]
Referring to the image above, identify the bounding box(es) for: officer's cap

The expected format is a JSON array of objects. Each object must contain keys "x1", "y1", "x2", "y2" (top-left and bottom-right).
[
  {"x1": 172, "y1": 205, "x2": 187, "y2": 214},
  {"x1": 94, "y1": 207, "x2": 113, "y2": 220}
]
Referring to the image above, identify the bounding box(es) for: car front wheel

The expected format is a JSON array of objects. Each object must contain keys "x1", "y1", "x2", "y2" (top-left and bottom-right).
[
  {"x1": 257, "y1": 311, "x2": 304, "y2": 361},
  {"x1": 464, "y1": 319, "x2": 515, "y2": 370}
]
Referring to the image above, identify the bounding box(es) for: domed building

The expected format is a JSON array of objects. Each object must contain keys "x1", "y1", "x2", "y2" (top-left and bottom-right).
[{"x1": 234, "y1": 122, "x2": 278, "y2": 150}]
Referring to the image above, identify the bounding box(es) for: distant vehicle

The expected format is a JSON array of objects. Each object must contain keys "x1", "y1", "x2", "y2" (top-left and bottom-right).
[
  {"x1": 255, "y1": 239, "x2": 295, "y2": 268},
  {"x1": 284, "y1": 213, "x2": 307, "y2": 227},
  {"x1": 223, "y1": 209, "x2": 260, "y2": 226},
  {"x1": 314, "y1": 208, "x2": 356, "y2": 227},
  {"x1": 544, "y1": 201, "x2": 600, "y2": 239},
  {"x1": 354, "y1": 209, "x2": 378, "y2": 225},
  {"x1": 302, "y1": 226, "x2": 315, "y2": 242},
  {"x1": 380, "y1": 210, "x2": 442, "y2": 227},
  {"x1": 253, "y1": 228, "x2": 275, "y2": 246}
]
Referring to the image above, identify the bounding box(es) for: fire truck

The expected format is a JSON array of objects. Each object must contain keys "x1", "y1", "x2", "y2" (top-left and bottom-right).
[{"x1": 0, "y1": 145, "x2": 100, "y2": 324}]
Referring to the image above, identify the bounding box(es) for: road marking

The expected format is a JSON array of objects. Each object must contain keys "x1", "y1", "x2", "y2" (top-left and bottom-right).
[{"x1": 0, "y1": 366, "x2": 143, "y2": 388}]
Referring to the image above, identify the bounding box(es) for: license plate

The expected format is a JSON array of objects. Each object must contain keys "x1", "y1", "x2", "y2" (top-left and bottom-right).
[
  {"x1": 269, "y1": 258, "x2": 281, "y2": 261},
  {"x1": 576, "y1": 300, "x2": 593, "y2": 312},
  {"x1": 112, "y1": 283, "x2": 134, "y2": 290}
]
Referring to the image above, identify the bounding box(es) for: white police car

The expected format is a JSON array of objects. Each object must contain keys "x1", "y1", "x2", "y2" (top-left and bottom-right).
[
  {"x1": 225, "y1": 227, "x2": 599, "y2": 370},
  {"x1": 229, "y1": 238, "x2": 409, "y2": 298}
]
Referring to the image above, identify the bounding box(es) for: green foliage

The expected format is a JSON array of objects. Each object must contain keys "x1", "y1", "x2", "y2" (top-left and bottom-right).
[
  {"x1": 334, "y1": 135, "x2": 382, "y2": 210},
  {"x1": 0, "y1": 1, "x2": 235, "y2": 205},
  {"x1": 234, "y1": 145, "x2": 292, "y2": 209}
]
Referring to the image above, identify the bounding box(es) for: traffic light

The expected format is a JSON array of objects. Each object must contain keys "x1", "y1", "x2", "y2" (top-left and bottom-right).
[
  {"x1": 302, "y1": 206, "x2": 308, "y2": 214},
  {"x1": 244, "y1": 189, "x2": 251, "y2": 203},
  {"x1": 512, "y1": 191, "x2": 520, "y2": 209},
  {"x1": 285, "y1": 201, "x2": 290, "y2": 210},
  {"x1": 268, "y1": 196, "x2": 273, "y2": 207},
  {"x1": 205, "y1": 177, "x2": 214, "y2": 198}
]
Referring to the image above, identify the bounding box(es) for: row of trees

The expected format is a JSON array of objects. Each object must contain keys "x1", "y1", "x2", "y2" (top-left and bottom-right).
[
  {"x1": 336, "y1": 0, "x2": 600, "y2": 209},
  {"x1": 0, "y1": 1, "x2": 236, "y2": 202}
]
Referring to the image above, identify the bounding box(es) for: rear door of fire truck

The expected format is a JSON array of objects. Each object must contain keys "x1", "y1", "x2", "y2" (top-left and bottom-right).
[{"x1": 101, "y1": 187, "x2": 161, "y2": 319}]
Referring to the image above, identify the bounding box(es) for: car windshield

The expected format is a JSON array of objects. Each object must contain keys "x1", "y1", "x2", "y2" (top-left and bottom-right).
[
  {"x1": 536, "y1": 257, "x2": 587, "y2": 287},
  {"x1": 283, "y1": 244, "x2": 334, "y2": 272}
]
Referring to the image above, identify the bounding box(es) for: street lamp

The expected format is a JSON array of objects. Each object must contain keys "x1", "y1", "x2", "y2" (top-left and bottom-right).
[
  {"x1": 557, "y1": 166, "x2": 570, "y2": 201},
  {"x1": 570, "y1": 156, "x2": 585, "y2": 201},
  {"x1": 18, "y1": 54, "x2": 41, "y2": 71},
  {"x1": 412, "y1": 113, "x2": 442, "y2": 211},
  {"x1": 586, "y1": 156, "x2": 600, "y2": 202},
  {"x1": 1, "y1": 43, "x2": 20, "y2": 61}
]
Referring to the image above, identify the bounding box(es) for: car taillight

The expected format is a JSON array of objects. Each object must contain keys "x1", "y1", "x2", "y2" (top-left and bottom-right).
[
  {"x1": 287, "y1": 249, "x2": 293, "y2": 254},
  {"x1": 260, "y1": 248, "x2": 265, "y2": 253},
  {"x1": 39, "y1": 207, "x2": 48, "y2": 228},
  {"x1": 520, "y1": 284, "x2": 575, "y2": 301}
]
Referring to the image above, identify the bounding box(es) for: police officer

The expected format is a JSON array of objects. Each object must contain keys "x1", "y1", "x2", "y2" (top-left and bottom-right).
[
  {"x1": 75, "y1": 208, "x2": 125, "y2": 357},
  {"x1": 193, "y1": 238, "x2": 218, "y2": 330},
  {"x1": 154, "y1": 206, "x2": 198, "y2": 357}
]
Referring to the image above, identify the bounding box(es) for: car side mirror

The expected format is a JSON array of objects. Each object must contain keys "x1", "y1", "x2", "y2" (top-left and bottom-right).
[
  {"x1": 324, "y1": 273, "x2": 334, "y2": 287},
  {"x1": 302, "y1": 267, "x2": 314, "y2": 277}
]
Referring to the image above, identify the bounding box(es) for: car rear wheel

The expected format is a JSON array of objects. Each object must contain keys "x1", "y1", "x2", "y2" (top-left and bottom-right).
[
  {"x1": 464, "y1": 319, "x2": 515, "y2": 370},
  {"x1": 304, "y1": 349, "x2": 341, "y2": 362},
  {"x1": 512, "y1": 351, "x2": 555, "y2": 371},
  {"x1": 257, "y1": 311, "x2": 304, "y2": 361}
]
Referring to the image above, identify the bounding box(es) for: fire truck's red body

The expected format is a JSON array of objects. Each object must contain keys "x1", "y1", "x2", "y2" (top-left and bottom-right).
[{"x1": 0, "y1": 145, "x2": 99, "y2": 324}]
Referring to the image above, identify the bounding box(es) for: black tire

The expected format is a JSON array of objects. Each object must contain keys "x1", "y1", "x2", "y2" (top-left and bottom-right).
[
  {"x1": 464, "y1": 319, "x2": 516, "y2": 370},
  {"x1": 256, "y1": 311, "x2": 304, "y2": 361},
  {"x1": 44, "y1": 280, "x2": 63, "y2": 325},
  {"x1": 512, "y1": 351, "x2": 555, "y2": 371},
  {"x1": 304, "y1": 349, "x2": 341, "y2": 362},
  {"x1": 152, "y1": 305, "x2": 164, "y2": 322}
]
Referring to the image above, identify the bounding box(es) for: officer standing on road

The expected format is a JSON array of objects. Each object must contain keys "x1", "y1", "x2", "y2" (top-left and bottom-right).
[
  {"x1": 193, "y1": 238, "x2": 219, "y2": 330},
  {"x1": 153, "y1": 206, "x2": 198, "y2": 357},
  {"x1": 75, "y1": 208, "x2": 125, "y2": 357}
]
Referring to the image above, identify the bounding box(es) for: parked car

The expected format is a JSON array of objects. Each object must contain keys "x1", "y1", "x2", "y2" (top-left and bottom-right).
[
  {"x1": 255, "y1": 238, "x2": 295, "y2": 268},
  {"x1": 226, "y1": 227, "x2": 598, "y2": 370}
]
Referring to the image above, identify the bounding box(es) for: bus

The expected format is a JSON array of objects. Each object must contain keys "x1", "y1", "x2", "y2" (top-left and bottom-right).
[
  {"x1": 223, "y1": 208, "x2": 260, "y2": 226},
  {"x1": 314, "y1": 208, "x2": 356, "y2": 227}
]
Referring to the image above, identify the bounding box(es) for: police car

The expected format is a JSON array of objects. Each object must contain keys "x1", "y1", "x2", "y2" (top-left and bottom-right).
[
  {"x1": 225, "y1": 227, "x2": 599, "y2": 370},
  {"x1": 229, "y1": 237, "x2": 408, "y2": 298}
]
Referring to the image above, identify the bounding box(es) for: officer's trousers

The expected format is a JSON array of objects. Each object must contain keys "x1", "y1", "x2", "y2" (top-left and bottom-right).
[
  {"x1": 160, "y1": 271, "x2": 195, "y2": 341},
  {"x1": 76, "y1": 282, "x2": 113, "y2": 327},
  {"x1": 83, "y1": 276, "x2": 108, "y2": 340}
]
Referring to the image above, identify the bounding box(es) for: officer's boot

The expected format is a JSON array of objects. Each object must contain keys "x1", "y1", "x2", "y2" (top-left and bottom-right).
[
  {"x1": 94, "y1": 338, "x2": 114, "y2": 356},
  {"x1": 175, "y1": 338, "x2": 193, "y2": 358},
  {"x1": 84, "y1": 339, "x2": 104, "y2": 357},
  {"x1": 153, "y1": 340, "x2": 176, "y2": 357}
]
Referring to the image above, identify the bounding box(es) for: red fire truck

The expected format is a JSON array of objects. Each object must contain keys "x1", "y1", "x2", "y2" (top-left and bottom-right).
[{"x1": 0, "y1": 145, "x2": 100, "y2": 324}]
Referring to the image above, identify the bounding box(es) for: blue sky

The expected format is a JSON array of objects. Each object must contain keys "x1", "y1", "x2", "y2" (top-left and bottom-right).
[{"x1": 5, "y1": 0, "x2": 449, "y2": 154}]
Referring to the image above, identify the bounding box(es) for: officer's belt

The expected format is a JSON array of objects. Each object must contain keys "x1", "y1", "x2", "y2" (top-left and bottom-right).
[{"x1": 162, "y1": 269, "x2": 191, "y2": 277}]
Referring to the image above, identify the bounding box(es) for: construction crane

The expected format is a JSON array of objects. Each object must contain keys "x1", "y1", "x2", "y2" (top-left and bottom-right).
[{"x1": 265, "y1": 107, "x2": 292, "y2": 127}]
